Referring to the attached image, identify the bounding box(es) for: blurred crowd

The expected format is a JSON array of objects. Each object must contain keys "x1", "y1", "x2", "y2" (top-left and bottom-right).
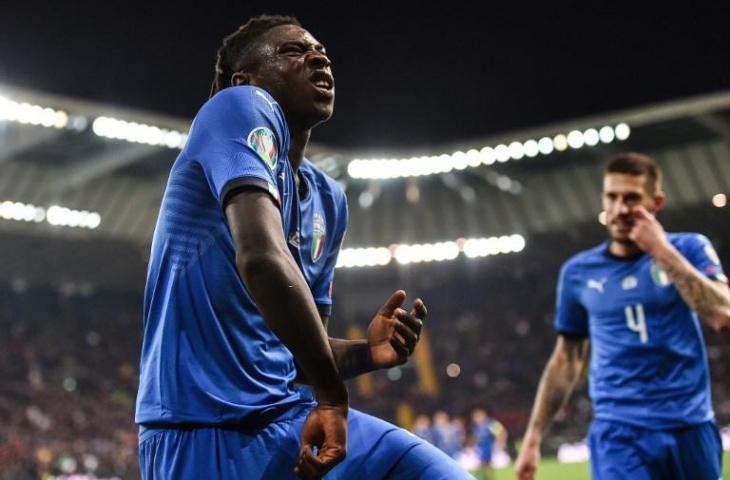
[
  {"x1": 1, "y1": 217, "x2": 729, "y2": 478},
  {"x1": 0, "y1": 285, "x2": 140, "y2": 480}
]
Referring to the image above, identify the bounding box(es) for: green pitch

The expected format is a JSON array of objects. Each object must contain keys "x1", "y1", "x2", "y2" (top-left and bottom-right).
[{"x1": 475, "y1": 454, "x2": 730, "y2": 480}]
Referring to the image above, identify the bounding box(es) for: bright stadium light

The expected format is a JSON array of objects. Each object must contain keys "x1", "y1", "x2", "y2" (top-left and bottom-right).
[
  {"x1": 712, "y1": 193, "x2": 727, "y2": 208},
  {"x1": 92, "y1": 115, "x2": 187, "y2": 149},
  {"x1": 335, "y1": 235, "x2": 526, "y2": 269},
  {"x1": 553, "y1": 134, "x2": 568, "y2": 152},
  {"x1": 614, "y1": 123, "x2": 631, "y2": 141},
  {"x1": 345, "y1": 123, "x2": 631, "y2": 179},
  {"x1": 523, "y1": 139, "x2": 539, "y2": 158},
  {"x1": 583, "y1": 128, "x2": 600, "y2": 147},
  {"x1": 567, "y1": 130, "x2": 584, "y2": 149},
  {"x1": 0, "y1": 200, "x2": 100, "y2": 229},
  {"x1": 0, "y1": 96, "x2": 71, "y2": 130},
  {"x1": 537, "y1": 136, "x2": 554, "y2": 155},
  {"x1": 599, "y1": 125, "x2": 615, "y2": 143}
]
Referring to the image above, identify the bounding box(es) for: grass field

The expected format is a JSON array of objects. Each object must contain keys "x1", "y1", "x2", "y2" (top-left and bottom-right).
[{"x1": 471, "y1": 455, "x2": 730, "y2": 479}]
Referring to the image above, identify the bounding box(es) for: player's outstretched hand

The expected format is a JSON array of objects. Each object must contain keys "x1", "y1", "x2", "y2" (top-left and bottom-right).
[
  {"x1": 514, "y1": 443, "x2": 540, "y2": 480},
  {"x1": 367, "y1": 290, "x2": 426, "y2": 369},
  {"x1": 295, "y1": 404, "x2": 348, "y2": 479}
]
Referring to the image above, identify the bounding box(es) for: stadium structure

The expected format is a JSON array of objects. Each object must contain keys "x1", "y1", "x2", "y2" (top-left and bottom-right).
[{"x1": 1, "y1": 83, "x2": 729, "y2": 479}]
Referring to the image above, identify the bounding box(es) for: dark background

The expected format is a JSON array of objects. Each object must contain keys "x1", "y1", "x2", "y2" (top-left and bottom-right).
[{"x1": 2, "y1": 2, "x2": 729, "y2": 148}]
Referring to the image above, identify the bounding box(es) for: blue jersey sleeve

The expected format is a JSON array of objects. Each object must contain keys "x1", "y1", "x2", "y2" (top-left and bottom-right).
[
  {"x1": 554, "y1": 260, "x2": 589, "y2": 336},
  {"x1": 680, "y1": 234, "x2": 727, "y2": 283},
  {"x1": 185, "y1": 86, "x2": 288, "y2": 207},
  {"x1": 312, "y1": 194, "x2": 348, "y2": 317}
]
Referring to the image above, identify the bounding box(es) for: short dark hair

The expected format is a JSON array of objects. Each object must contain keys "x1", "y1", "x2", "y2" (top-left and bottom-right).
[
  {"x1": 605, "y1": 152, "x2": 663, "y2": 192},
  {"x1": 209, "y1": 14, "x2": 301, "y2": 98}
]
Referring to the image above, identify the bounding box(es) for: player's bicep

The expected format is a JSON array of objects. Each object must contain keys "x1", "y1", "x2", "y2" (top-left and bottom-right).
[{"x1": 224, "y1": 189, "x2": 288, "y2": 263}]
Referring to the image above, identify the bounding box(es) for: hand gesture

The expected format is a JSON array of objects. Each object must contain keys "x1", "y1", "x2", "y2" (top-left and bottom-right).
[
  {"x1": 295, "y1": 404, "x2": 348, "y2": 479},
  {"x1": 367, "y1": 290, "x2": 426, "y2": 369},
  {"x1": 629, "y1": 205, "x2": 670, "y2": 256}
]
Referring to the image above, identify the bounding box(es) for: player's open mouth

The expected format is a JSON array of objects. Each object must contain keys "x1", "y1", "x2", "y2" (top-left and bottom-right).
[{"x1": 309, "y1": 71, "x2": 334, "y2": 97}]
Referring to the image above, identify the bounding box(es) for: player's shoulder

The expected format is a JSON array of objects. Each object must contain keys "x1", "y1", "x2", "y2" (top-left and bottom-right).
[
  {"x1": 666, "y1": 232, "x2": 711, "y2": 250},
  {"x1": 562, "y1": 242, "x2": 608, "y2": 272},
  {"x1": 197, "y1": 86, "x2": 284, "y2": 123}
]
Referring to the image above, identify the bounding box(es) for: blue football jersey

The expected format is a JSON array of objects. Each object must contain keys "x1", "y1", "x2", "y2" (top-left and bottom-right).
[
  {"x1": 135, "y1": 86, "x2": 348, "y2": 426},
  {"x1": 555, "y1": 233, "x2": 727, "y2": 429}
]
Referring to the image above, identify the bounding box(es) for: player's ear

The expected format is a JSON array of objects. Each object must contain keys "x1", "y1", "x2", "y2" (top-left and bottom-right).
[
  {"x1": 231, "y1": 71, "x2": 251, "y2": 86},
  {"x1": 652, "y1": 190, "x2": 667, "y2": 212}
]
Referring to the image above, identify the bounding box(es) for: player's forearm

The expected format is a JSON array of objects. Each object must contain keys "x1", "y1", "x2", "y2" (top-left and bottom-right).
[
  {"x1": 328, "y1": 338, "x2": 375, "y2": 380},
  {"x1": 523, "y1": 337, "x2": 588, "y2": 446},
  {"x1": 237, "y1": 251, "x2": 348, "y2": 404},
  {"x1": 652, "y1": 244, "x2": 730, "y2": 330}
]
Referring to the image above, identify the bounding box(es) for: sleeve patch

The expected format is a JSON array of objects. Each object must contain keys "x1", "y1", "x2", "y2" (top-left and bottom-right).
[{"x1": 247, "y1": 127, "x2": 278, "y2": 170}]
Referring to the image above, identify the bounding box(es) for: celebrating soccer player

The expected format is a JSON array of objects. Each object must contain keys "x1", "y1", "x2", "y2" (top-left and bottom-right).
[
  {"x1": 134, "y1": 15, "x2": 472, "y2": 480},
  {"x1": 515, "y1": 153, "x2": 730, "y2": 479}
]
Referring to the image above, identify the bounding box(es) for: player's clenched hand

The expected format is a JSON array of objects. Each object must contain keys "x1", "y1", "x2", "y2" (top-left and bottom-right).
[
  {"x1": 514, "y1": 443, "x2": 540, "y2": 480},
  {"x1": 367, "y1": 290, "x2": 426, "y2": 369},
  {"x1": 629, "y1": 205, "x2": 670, "y2": 256},
  {"x1": 295, "y1": 404, "x2": 348, "y2": 479}
]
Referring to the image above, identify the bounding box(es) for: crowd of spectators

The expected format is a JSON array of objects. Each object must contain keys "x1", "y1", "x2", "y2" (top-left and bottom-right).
[{"x1": 1, "y1": 214, "x2": 728, "y2": 477}]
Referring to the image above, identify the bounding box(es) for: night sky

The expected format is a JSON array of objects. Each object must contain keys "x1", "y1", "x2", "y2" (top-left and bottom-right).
[{"x1": 2, "y1": 2, "x2": 729, "y2": 149}]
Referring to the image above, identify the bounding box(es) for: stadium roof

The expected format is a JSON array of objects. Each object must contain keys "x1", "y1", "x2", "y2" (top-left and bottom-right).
[{"x1": 1, "y1": 83, "x2": 730, "y2": 248}]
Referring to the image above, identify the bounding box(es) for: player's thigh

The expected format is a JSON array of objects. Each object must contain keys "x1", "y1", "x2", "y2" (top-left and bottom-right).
[
  {"x1": 589, "y1": 419, "x2": 667, "y2": 480},
  {"x1": 672, "y1": 421, "x2": 723, "y2": 480},
  {"x1": 326, "y1": 408, "x2": 473, "y2": 480},
  {"x1": 138, "y1": 418, "x2": 305, "y2": 480}
]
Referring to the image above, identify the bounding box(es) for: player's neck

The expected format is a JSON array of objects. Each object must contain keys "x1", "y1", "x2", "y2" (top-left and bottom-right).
[
  {"x1": 288, "y1": 128, "x2": 311, "y2": 172},
  {"x1": 608, "y1": 239, "x2": 642, "y2": 258}
]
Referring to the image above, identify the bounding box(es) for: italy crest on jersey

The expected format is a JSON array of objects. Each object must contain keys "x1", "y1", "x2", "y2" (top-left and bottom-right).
[
  {"x1": 650, "y1": 262, "x2": 671, "y2": 287},
  {"x1": 247, "y1": 127, "x2": 278, "y2": 170},
  {"x1": 311, "y1": 213, "x2": 326, "y2": 263}
]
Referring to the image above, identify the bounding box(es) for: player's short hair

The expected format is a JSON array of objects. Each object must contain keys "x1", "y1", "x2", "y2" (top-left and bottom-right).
[
  {"x1": 210, "y1": 14, "x2": 301, "y2": 98},
  {"x1": 604, "y1": 152, "x2": 663, "y2": 193}
]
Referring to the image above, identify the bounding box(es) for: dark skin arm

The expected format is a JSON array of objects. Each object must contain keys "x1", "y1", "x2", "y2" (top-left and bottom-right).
[
  {"x1": 296, "y1": 294, "x2": 427, "y2": 382},
  {"x1": 225, "y1": 189, "x2": 347, "y2": 477},
  {"x1": 515, "y1": 335, "x2": 589, "y2": 480}
]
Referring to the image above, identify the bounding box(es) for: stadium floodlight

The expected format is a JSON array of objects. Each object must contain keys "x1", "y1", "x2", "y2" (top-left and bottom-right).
[
  {"x1": 599, "y1": 125, "x2": 615, "y2": 143},
  {"x1": 345, "y1": 123, "x2": 631, "y2": 179},
  {"x1": 523, "y1": 139, "x2": 539, "y2": 158},
  {"x1": 583, "y1": 128, "x2": 600, "y2": 147},
  {"x1": 0, "y1": 96, "x2": 71, "y2": 130},
  {"x1": 466, "y1": 149, "x2": 481, "y2": 168},
  {"x1": 553, "y1": 133, "x2": 568, "y2": 152},
  {"x1": 614, "y1": 123, "x2": 631, "y2": 141},
  {"x1": 495, "y1": 144, "x2": 511, "y2": 163},
  {"x1": 335, "y1": 235, "x2": 525, "y2": 268},
  {"x1": 712, "y1": 193, "x2": 727, "y2": 208},
  {"x1": 508, "y1": 141, "x2": 524, "y2": 160},
  {"x1": 92, "y1": 115, "x2": 187, "y2": 149},
  {"x1": 0, "y1": 200, "x2": 100, "y2": 229},
  {"x1": 567, "y1": 130, "x2": 584, "y2": 149},
  {"x1": 479, "y1": 146, "x2": 496, "y2": 165}
]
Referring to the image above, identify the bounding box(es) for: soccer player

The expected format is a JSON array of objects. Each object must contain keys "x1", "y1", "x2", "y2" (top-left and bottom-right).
[
  {"x1": 471, "y1": 408, "x2": 507, "y2": 478},
  {"x1": 134, "y1": 15, "x2": 472, "y2": 480},
  {"x1": 515, "y1": 153, "x2": 730, "y2": 480}
]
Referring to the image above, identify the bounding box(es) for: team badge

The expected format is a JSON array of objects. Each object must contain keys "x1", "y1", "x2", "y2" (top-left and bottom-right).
[
  {"x1": 622, "y1": 275, "x2": 638, "y2": 290},
  {"x1": 650, "y1": 262, "x2": 671, "y2": 287},
  {"x1": 247, "y1": 127, "x2": 278, "y2": 170},
  {"x1": 311, "y1": 213, "x2": 326, "y2": 263}
]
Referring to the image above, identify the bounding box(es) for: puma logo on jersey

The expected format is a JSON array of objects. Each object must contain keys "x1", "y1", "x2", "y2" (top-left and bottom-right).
[
  {"x1": 587, "y1": 278, "x2": 607, "y2": 293},
  {"x1": 255, "y1": 90, "x2": 278, "y2": 111}
]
